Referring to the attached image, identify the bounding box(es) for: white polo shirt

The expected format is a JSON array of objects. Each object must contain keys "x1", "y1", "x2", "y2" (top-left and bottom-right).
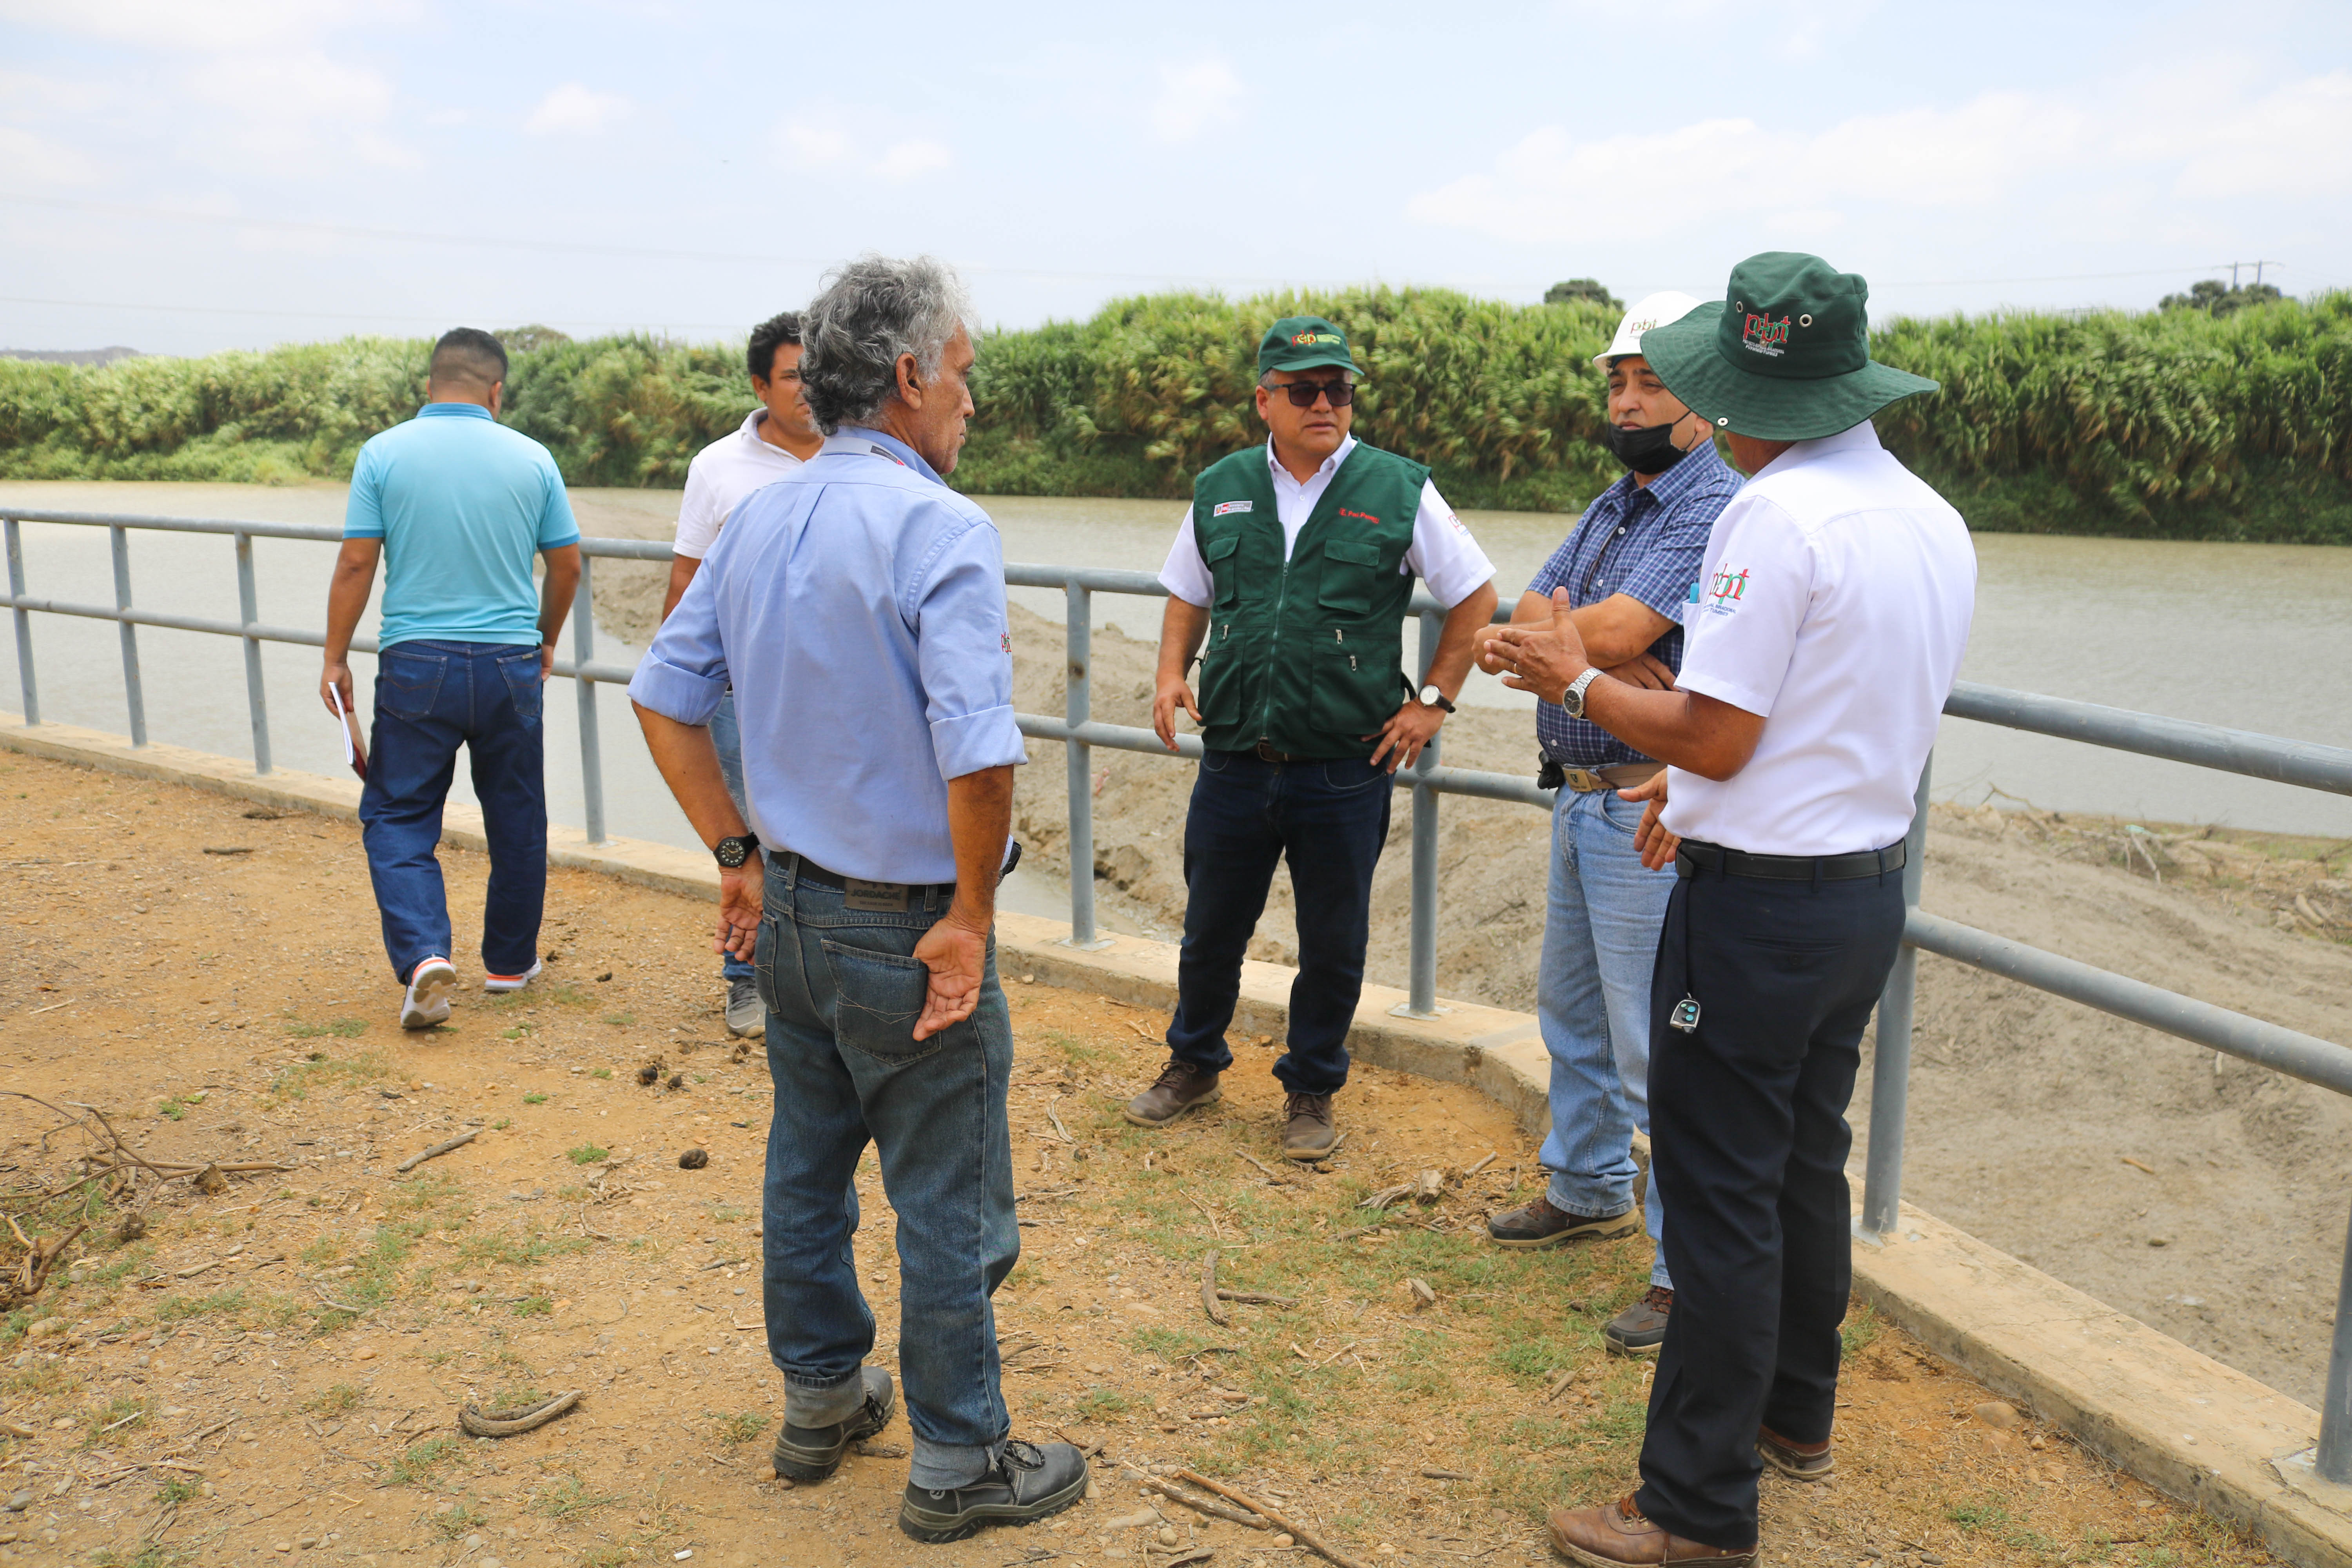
[
  {"x1": 1663, "y1": 421, "x2": 1976, "y2": 857},
  {"x1": 1158, "y1": 436, "x2": 1496, "y2": 610},
  {"x1": 672, "y1": 410, "x2": 807, "y2": 561}
]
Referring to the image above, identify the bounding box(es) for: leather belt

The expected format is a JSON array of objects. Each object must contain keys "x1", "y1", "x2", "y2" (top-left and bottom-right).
[
  {"x1": 1675, "y1": 838, "x2": 1906, "y2": 883},
  {"x1": 1253, "y1": 741, "x2": 1307, "y2": 763},
  {"x1": 782, "y1": 851, "x2": 954, "y2": 911},
  {"x1": 1538, "y1": 758, "x2": 1663, "y2": 793}
]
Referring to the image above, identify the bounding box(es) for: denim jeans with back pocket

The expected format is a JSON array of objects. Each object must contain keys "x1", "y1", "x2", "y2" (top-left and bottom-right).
[
  {"x1": 753, "y1": 853, "x2": 1018, "y2": 1490},
  {"x1": 358, "y1": 639, "x2": 547, "y2": 984}
]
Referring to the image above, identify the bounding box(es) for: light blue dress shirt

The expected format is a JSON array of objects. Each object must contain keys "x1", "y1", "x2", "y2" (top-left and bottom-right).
[
  {"x1": 628, "y1": 426, "x2": 1027, "y2": 886},
  {"x1": 344, "y1": 402, "x2": 579, "y2": 649}
]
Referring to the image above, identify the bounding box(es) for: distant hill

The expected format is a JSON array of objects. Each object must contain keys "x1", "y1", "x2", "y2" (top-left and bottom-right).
[{"x1": 0, "y1": 346, "x2": 142, "y2": 366}]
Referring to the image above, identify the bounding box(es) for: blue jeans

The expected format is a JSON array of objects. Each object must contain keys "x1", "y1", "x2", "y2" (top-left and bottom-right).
[
  {"x1": 753, "y1": 854, "x2": 1018, "y2": 1490},
  {"x1": 1166, "y1": 750, "x2": 1393, "y2": 1095},
  {"x1": 709, "y1": 688, "x2": 753, "y2": 984},
  {"x1": 358, "y1": 640, "x2": 546, "y2": 985},
  {"x1": 1537, "y1": 783, "x2": 1676, "y2": 1288}
]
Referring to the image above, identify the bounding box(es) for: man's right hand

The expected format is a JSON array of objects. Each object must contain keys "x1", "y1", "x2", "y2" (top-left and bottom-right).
[
  {"x1": 1152, "y1": 674, "x2": 1203, "y2": 751},
  {"x1": 1622, "y1": 771, "x2": 1680, "y2": 871},
  {"x1": 1603, "y1": 653, "x2": 1677, "y2": 691},
  {"x1": 911, "y1": 908, "x2": 989, "y2": 1040}
]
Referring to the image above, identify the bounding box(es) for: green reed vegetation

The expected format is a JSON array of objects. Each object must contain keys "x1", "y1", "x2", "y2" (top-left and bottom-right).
[{"x1": 5, "y1": 287, "x2": 2349, "y2": 541}]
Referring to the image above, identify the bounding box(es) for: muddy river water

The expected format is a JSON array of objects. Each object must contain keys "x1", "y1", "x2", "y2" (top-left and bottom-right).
[{"x1": 3, "y1": 481, "x2": 2347, "y2": 848}]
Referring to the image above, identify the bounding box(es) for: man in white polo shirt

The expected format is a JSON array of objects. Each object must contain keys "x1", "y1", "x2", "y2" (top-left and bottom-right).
[
  {"x1": 1482, "y1": 252, "x2": 1974, "y2": 1568},
  {"x1": 663, "y1": 310, "x2": 824, "y2": 1038}
]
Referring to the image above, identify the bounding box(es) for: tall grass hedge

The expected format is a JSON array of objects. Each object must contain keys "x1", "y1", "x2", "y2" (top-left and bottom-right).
[{"x1": 5, "y1": 287, "x2": 2349, "y2": 541}]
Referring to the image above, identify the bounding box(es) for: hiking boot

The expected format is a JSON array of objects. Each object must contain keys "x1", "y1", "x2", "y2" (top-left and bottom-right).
[
  {"x1": 1123, "y1": 1060, "x2": 1220, "y2": 1127},
  {"x1": 1604, "y1": 1286, "x2": 1673, "y2": 1357},
  {"x1": 771, "y1": 1367, "x2": 894, "y2": 1482},
  {"x1": 1756, "y1": 1424, "x2": 1833, "y2": 1482},
  {"x1": 1547, "y1": 1496, "x2": 1755, "y2": 1566},
  {"x1": 400, "y1": 957, "x2": 456, "y2": 1030},
  {"x1": 897, "y1": 1438, "x2": 1089, "y2": 1544},
  {"x1": 1282, "y1": 1091, "x2": 1339, "y2": 1161},
  {"x1": 1486, "y1": 1195, "x2": 1641, "y2": 1249},
  {"x1": 725, "y1": 977, "x2": 766, "y2": 1039}
]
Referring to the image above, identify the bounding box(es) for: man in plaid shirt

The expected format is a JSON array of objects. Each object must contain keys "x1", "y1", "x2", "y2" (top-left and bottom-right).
[{"x1": 1475, "y1": 294, "x2": 1742, "y2": 1356}]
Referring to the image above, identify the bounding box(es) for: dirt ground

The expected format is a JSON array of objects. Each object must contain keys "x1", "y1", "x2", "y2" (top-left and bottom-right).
[
  {"x1": 585, "y1": 563, "x2": 2352, "y2": 1409},
  {"x1": 0, "y1": 751, "x2": 2286, "y2": 1568}
]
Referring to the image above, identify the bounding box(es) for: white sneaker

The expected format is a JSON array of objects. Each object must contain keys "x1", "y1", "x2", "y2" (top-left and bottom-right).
[
  {"x1": 484, "y1": 960, "x2": 543, "y2": 995},
  {"x1": 401, "y1": 957, "x2": 457, "y2": 1029}
]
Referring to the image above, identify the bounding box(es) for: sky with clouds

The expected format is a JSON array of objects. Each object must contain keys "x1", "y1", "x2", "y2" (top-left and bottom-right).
[{"x1": 2, "y1": 0, "x2": 2348, "y2": 355}]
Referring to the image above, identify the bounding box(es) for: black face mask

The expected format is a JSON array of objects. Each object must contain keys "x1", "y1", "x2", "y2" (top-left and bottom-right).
[{"x1": 1600, "y1": 419, "x2": 1691, "y2": 475}]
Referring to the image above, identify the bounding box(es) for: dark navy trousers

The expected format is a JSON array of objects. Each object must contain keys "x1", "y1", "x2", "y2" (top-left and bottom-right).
[
  {"x1": 1165, "y1": 749, "x2": 1393, "y2": 1095},
  {"x1": 1632, "y1": 853, "x2": 1906, "y2": 1549}
]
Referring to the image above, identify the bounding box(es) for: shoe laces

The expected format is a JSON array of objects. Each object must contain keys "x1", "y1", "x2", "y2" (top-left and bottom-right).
[
  {"x1": 1151, "y1": 1060, "x2": 1203, "y2": 1092},
  {"x1": 1642, "y1": 1285, "x2": 1674, "y2": 1310},
  {"x1": 1283, "y1": 1091, "x2": 1331, "y2": 1125}
]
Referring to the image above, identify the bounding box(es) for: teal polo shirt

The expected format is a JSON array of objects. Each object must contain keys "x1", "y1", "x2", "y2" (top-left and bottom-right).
[{"x1": 344, "y1": 402, "x2": 580, "y2": 649}]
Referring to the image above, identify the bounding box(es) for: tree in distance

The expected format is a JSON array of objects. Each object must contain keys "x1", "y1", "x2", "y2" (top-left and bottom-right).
[
  {"x1": 2159, "y1": 278, "x2": 2283, "y2": 317},
  {"x1": 1544, "y1": 278, "x2": 1621, "y2": 310}
]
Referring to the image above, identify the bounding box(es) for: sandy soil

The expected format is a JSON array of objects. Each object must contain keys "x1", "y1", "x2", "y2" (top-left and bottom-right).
[
  {"x1": 0, "y1": 753, "x2": 2284, "y2": 1568},
  {"x1": 588, "y1": 562, "x2": 2352, "y2": 1410}
]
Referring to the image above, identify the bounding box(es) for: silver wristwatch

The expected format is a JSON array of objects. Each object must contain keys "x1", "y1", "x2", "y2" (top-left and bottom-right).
[{"x1": 1562, "y1": 667, "x2": 1603, "y2": 719}]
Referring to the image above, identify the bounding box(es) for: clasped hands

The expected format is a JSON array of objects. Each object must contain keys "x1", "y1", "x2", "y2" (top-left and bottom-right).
[{"x1": 1475, "y1": 588, "x2": 1682, "y2": 871}]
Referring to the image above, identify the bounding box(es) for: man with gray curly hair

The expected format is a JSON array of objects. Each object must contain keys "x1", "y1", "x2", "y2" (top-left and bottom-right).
[{"x1": 631, "y1": 255, "x2": 1085, "y2": 1543}]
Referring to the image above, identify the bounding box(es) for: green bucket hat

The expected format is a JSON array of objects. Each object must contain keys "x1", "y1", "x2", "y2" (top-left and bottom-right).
[
  {"x1": 1258, "y1": 315, "x2": 1363, "y2": 378},
  {"x1": 1636, "y1": 252, "x2": 1937, "y2": 441}
]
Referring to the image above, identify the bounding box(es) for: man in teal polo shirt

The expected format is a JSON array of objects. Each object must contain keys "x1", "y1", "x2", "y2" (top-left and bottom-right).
[
  {"x1": 1128, "y1": 316, "x2": 1498, "y2": 1160},
  {"x1": 322, "y1": 327, "x2": 581, "y2": 1031}
]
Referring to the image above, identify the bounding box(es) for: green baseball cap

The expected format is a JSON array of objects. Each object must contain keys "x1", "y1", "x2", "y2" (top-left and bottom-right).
[
  {"x1": 1257, "y1": 315, "x2": 1363, "y2": 378},
  {"x1": 1636, "y1": 252, "x2": 1938, "y2": 441}
]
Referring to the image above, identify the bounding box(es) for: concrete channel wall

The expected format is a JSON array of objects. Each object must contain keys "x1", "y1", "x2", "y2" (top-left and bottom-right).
[{"x1": 5, "y1": 707, "x2": 2350, "y2": 1567}]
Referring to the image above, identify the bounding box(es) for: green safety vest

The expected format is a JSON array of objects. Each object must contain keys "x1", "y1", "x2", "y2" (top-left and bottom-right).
[{"x1": 1190, "y1": 441, "x2": 1428, "y2": 759}]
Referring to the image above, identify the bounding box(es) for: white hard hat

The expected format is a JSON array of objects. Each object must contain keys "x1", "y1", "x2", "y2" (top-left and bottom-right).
[{"x1": 1592, "y1": 291, "x2": 1707, "y2": 366}]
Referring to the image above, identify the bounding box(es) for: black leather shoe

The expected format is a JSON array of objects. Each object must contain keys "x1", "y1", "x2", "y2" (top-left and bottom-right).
[
  {"x1": 897, "y1": 1439, "x2": 1089, "y2": 1544},
  {"x1": 773, "y1": 1367, "x2": 894, "y2": 1482}
]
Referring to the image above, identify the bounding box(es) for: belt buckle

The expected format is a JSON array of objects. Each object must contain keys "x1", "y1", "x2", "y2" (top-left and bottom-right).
[{"x1": 1564, "y1": 768, "x2": 1608, "y2": 793}]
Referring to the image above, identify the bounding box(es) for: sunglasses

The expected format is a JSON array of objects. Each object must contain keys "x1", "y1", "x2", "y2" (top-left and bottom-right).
[{"x1": 1274, "y1": 379, "x2": 1355, "y2": 408}]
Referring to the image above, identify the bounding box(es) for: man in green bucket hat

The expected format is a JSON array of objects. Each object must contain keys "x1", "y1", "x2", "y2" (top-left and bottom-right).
[
  {"x1": 1131, "y1": 313, "x2": 1499, "y2": 1161},
  {"x1": 1480, "y1": 253, "x2": 1976, "y2": 1567}
]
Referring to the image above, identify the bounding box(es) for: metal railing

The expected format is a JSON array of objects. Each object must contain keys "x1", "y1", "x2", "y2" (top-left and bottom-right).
[{"x1": 4, "y1": 508, "x2": 2351, "y2": 1479}]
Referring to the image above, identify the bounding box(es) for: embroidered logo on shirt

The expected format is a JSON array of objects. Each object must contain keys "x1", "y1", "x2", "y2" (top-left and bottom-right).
[
  {"x1": 1703, "y1": 565, "x2": 1752, "y2": 613},
  {"x1": 1741, "y1": 314, "x2": 1792, "y2": 357},
  {"x1": 1212, "y1": 500, "x2": 1254, "y2": 516},
  {"x1": 1000, "y1": 632, "x2": 1012, "y2": 654},
  {"x1": 1338, "y1": 508, "x2": 1378, "y2": 523}
]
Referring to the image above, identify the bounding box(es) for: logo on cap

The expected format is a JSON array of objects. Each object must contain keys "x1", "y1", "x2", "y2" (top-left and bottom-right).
[
  {"x1": 1291, "y1": 332, "x2": 1343, "y2": 346},
  {"x1": 1741, "y1": 314, "x2": 1791, "y2": 358}
]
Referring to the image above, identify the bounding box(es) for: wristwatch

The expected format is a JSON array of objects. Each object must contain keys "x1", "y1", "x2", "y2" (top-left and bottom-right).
[
  {"x1": 713, "y1": 832, "x2": 760, "y2": 869},
  {"x1": 1417, "y1": 684, "x2": 1456, "y2": 713},
  {"x1": 1561, "y1": 668, "x2": 1603, "y2": 719}
]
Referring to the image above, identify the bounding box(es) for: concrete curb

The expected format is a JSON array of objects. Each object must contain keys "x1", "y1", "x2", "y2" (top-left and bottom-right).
[{"x1": 5, "y1": 709, "x2": 2347, "y2": 1566}]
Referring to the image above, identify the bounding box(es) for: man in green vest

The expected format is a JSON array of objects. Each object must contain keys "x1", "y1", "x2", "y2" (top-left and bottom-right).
[{"x1": 1126, "y1": 315, "x2": 1499, "y2": 1160}]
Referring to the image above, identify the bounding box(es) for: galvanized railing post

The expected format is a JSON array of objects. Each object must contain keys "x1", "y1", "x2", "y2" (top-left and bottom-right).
[
  {"x1": 4, "y1": 518, "x2": 35, "y2": 726},
  {"x1": 2320, "y1": 1200, "x2": 2352, "y2": 1482},
  {"x1": 108, "y1": 523, "x2": 147, "y2": 747},
  {"x1": 234, "y1": 531, "x2": 272, "y2": 775},
  {"x1": 1395, "y1": 607, "x2": 1445, "y2": 1018},
  {"x1": 1860, "y1": 753, "x2": 1934, "y2": 1240},
  {"x1": 1060, "y1": 583, "x2": 1110, "y2": 949},
  {"x1": 572, "y1": 554, "x2": 605, "y2": 846}
]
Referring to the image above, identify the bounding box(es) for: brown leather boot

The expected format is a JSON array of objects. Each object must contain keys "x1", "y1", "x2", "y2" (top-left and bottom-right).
[
  {"x1": 1281, "y1": 1091, "x2": 1338, "y2": 1161},
  {"x1": 1546, "y1": 1497, "x2": 1755, "y2": 1566},
  {"x1": 1123, "y1": 1060, "x2": 1221, "y2": 1127},
  {"x1": 1756, "y1": 1424, "x2": 1833, "y2": 1481}
]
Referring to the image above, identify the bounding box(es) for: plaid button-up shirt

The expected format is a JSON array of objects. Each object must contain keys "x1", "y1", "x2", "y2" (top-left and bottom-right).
[{"x1": 1530, "y1": 442, "x2": 1742, "y2": 768}]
